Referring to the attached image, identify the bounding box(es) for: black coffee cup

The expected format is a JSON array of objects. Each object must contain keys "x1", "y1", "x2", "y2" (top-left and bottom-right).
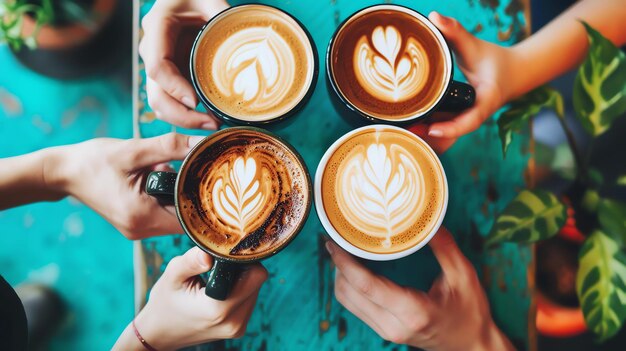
[
  {"x1": 189, "y1": 4, "x2": 319, "y2": 127},
  {"x1": 326, "y1": 4, "x2": 475, "y2": 126},
  {"x1": 145, "y1": 127, "x2": 312, "y2": 300}
]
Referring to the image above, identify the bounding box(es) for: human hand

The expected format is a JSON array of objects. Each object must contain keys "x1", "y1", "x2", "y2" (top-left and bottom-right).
[
  {"x1": 139, "y1": 0, "x2": 229, "y2": 129},
  {"x1": 326, "y1": 227, "x2": 515, "y2": 351},
  {"x1": 48, "y1": 133, "x2": 203, "y2": 240},
  {"x1": 411, "y1": 12, "x2": 519, "y2": 153},
  {"x1": 113, "y1": 247, "x2": 268, "y2": 351}
]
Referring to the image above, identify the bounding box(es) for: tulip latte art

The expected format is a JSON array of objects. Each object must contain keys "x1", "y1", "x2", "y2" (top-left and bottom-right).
[
  {"x1": 330, "y1": 7, "x2": 448, "y2": 121},
  {"x1": 321, "y1": 127, "x2": 446, "y2": 254},
  {"x1": 194, "y1": 5, "x2": 315, "y2": 122},
  {"x1": 178, "y1": 129, "x2": 310, "y2": 259}
]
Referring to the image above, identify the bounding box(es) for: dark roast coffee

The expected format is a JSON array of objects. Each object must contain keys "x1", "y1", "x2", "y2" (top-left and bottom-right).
[{"x1": 177, "y1": 128, "x2": 310, "y2": 260}]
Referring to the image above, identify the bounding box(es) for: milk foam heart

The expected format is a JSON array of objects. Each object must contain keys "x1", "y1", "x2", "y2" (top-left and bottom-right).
[
  {"x1": 193, "y1": 5, "x2": 315, "y2": 122},
  {"x1": 211, "y1": 26, "x2": 296, "y2": 111}
]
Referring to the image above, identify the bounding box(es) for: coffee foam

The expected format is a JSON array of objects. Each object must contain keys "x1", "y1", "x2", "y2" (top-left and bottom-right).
[
  {"x1": 194, "y1": 5, "x2": 314, "y2": 122},
  {"x1": 331, "y1": 7, "x2": 449, "y2": 121},
  {"x1": 178, "y1": 129, "x2": 309, "y2": 260},
  {"x1": 321, "y1": 127, "x2": 446, "y2": 254}
]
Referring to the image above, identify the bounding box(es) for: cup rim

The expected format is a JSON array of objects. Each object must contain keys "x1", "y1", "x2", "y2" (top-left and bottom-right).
[
  {"x1": 314, "y1": 125, "x2": 449, "y2": 261},
  {"x1": 189, "y1": 4, "x2": 319, "y2": 126},
  {"x1": 325, "y1": 4, "x2": 454, "y2": 124},
  {"x1": 175, "y1": 127, "x2": 313, "y2": 263}
]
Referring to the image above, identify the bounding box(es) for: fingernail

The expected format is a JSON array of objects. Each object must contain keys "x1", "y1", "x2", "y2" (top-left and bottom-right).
[
  {"x1": 188, "y1": 135, "x2": 205, "y2": 148},
  {"x1": 182, "y1": 96, "x2": 196, "y2": 109},
  {"x1": 325, "y1": 241, "x2": 334, "y2": 255},
  {"x1": 432, "y1": 12, "x2": 449, "y2": 24},
  {"x1": 194, "y1": 248, "x2": 209, "y2": 269},
  {"x1": 201, "y1": 122, "x2": 217, "y2": 130},
  {"x1": 428, "y1": 129, "x2": 444, "y2": 137}
]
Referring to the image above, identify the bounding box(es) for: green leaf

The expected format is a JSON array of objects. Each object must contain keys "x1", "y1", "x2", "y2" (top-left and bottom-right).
[
  {"x1": 598, "y1": 199, "x2": 626, "y2": 247},
  {"x1": 617, "y1": 175, "x2": 626, "y2": 186},
  {"x1": 485, "y1": 189, "x2": 567, "y2": 246},
  {"x1": 573, "y1": 22, "x2": 626, "y2": 136},
  {"x1": 498, "y1": 86, "x2": 564, "y2": 157},
  {"x1": 577, "y1": 230, "x2": 626, "y2": 341}
]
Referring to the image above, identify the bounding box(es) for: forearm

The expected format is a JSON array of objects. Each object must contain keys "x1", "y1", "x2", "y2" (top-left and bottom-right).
[
  {"x1": 0, "y1": 147, "x2": 68, "y2": 210},
  {"x1": 469, "y1": 321, "x2": 516, "y2": 351},
  {"x1": 509, "y1": 0, "x2": 626, "y2": 99}
]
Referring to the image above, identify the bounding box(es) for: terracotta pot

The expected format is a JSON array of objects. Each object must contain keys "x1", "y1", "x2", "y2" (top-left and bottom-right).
[
  {"x1": 11, "y1": 0, "x2": 130, "y2": 79},
  {"x1": 535, "y1": 201, "x2": 587, "y2": 337}
]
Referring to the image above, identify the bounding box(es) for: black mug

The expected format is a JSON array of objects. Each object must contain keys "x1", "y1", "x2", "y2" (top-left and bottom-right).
[
  {"x1": 189, "y1": 4, "x2": 319, "y2": 127},
  {"x1": 145, "y1": 127, "x2": 312, "y2": 300},
  {"x1": 326, "y1": 4, "x2": 475, "y2": 126}
]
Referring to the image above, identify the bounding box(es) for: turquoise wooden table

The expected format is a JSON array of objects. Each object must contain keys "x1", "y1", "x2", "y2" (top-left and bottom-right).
[{"x1": 135, "y1": 1, "x2": 534, "y2": 350}]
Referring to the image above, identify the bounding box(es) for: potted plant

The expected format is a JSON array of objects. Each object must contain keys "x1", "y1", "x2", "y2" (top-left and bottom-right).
[
  {"x1": 0, "y1": 0, "x2": 128, "y2": 79},
  {"x1": 486, "y1": 22, "x2": 626, "y2": 342}
]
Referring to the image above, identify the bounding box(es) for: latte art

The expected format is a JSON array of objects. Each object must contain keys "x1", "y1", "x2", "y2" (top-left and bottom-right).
[
  {"x1": 179, "y1": 129, "x2": 310, "y2": 259},
  {"x1": 209, "y1": 157, "x2": 277, "y2": 238},
  {"x1": 339, "y1": 143, "x2": 424, "y2": 248},
  {"x1": 212, "y1": 26, "x2": 296, "y2": 111},
  {"x1": 329, "y1": 7, "x2": 449, "y2": 121},
  {"x1": 354, "y1": 26, "x2": 429, "y2": 102},
  {"x1": 193, "y1": 5, "x2": 316, "y2": 122},
  {"x1": 320, "y1": 127, "x2": 447, "y2": 254}
]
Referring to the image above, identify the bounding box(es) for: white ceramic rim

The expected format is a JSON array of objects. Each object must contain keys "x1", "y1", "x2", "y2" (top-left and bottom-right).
[
  {"x1": 330, "y1": 4, "x2": 453, "y2": 122},
  {"x1": 191, "y1": 4, "x2": 316, "y2": 122},
  {"x1": 314, "y1": 125, "x2": 449, "y2": 261}
]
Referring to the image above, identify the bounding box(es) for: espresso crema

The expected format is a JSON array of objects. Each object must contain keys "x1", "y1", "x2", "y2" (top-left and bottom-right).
[
  {"x1": 193, "y1": 5, "x2": 315, "y2": 122},
  {"x1": 321, "y1": 127, "x2": 447, "y2": 253},
  {"x1": 178, "y1": 129, "x2": 310, "y2": 260}
]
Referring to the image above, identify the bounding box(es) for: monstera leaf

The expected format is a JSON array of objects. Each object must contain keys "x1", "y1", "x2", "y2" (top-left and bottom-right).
[
  {"x1": 573, "y1": 22, "x2": 626, "y2": 136},
  {"x1": 497, "y1": 86, "x2": 564, "y2": 157},
  {"x1": 577, "y1": 230, "x2": 626, "y2": 341},
  {"x1": 598, "y1": 199, "x2": 626, "y2": 247},
  {"x1": 485, "y1": 189, "x2": 567, "y2": 246}
]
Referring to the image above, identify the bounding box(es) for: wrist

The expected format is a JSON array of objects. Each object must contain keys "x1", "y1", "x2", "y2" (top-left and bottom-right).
[
  {"x1": 133, "y1": 303, "x2": 178, "y2": 351},
  {"x1": 39, "y1": 146, "x2": 72, "y2": 197},
  {"x1": 470, "y1": 321, "x2": 515, "y2": 351}
]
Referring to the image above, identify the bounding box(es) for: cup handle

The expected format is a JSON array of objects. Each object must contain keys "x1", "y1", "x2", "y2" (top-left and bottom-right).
[
  {"x1": 145, "y1": 171, "x2": 178, "y2": 202},
  {"x1": 438, "y1": 80, "x2": 476, "y2": 112},
  {"x1": 205, "y1": 259, "x2": 242, "y2": 300}
]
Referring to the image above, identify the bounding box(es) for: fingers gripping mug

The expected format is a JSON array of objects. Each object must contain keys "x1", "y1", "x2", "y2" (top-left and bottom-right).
[
  {"x1": 326, "y1": 4, "x2": 475, "y2": 125},
  {"x1": 146, "y1": 128, "x2": 312, "y2": 300}
]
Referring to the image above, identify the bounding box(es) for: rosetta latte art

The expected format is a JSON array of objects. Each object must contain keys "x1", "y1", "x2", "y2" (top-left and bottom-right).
[
  {"x1": 208, "y1": 156, "x2": 277, "y2": 238},
  {"x1": 211, "y1": 26, "x2": 296, "y2": 111},
  {"x1": 354, "y1": 26, "x2": 429, "y2": 102},
  {"x1": 338, "y1": 143, "x2": 424, "y2": 248}
]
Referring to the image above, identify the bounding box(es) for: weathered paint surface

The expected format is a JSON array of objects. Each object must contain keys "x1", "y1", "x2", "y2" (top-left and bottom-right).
[{"x1": 137, "y1": 1, "x2": 533, "y2": 350}]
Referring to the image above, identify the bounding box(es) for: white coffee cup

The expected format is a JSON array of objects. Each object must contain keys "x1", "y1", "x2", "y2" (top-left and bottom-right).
[{"x1": 314, "y1": 125, "x2": 448, "y2": 260}]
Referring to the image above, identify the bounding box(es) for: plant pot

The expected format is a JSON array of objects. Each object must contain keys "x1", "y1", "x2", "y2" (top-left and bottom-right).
[
  {"x1": 535, "y1": 202, "x2": 587, "y2": 337},
  {"x1": 11, "y1": 0, "x2": 130, "y2": 79}
]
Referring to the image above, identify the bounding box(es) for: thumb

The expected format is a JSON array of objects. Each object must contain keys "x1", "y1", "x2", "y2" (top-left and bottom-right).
[
  {"x1": 428, "y1": 227, "x2": 472, "y2": 283},
  {"x1": 162, "y1": 247, "x2": 213, "y2": 284},
  {"x1": 125, "y1": 133, "x2": 205, "y2": 169},
  {"x1": 428, "y1": 12, "x2": 477, "y2": 62}
]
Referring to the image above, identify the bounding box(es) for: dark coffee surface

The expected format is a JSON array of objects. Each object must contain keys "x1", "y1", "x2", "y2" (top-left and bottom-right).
[
  {"x1": 178, "y1": 129, "x2": 309, "y2": 260},
  {"x1": 330, "y1": 8, "x2": 448, "y2": 120}
]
